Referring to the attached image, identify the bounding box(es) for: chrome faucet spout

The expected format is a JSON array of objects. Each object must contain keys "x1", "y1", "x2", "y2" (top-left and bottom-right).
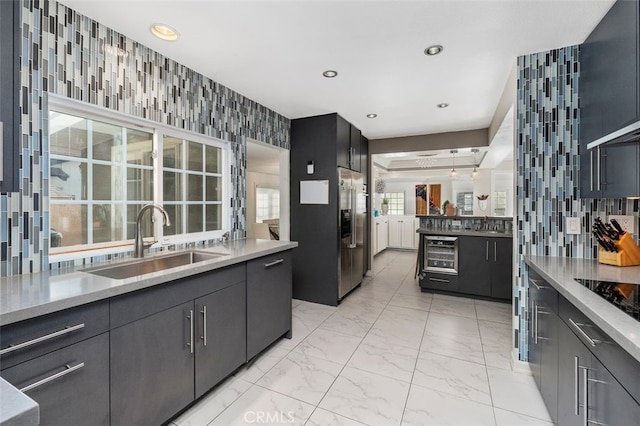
[{"x1": 134, "y1": 204, "x2": 171, "y2": 258}]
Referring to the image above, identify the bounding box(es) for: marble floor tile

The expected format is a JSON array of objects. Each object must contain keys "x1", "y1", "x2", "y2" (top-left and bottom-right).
[
  {"x1": 479, "y1": 320, "x2": 514, "y2": 370},
  {"x1": 488, "y1": 367, "x2": 552, "y2": 421},
  {"x1": 420, "y1": 330, "x2": 485, "y2": 364},
  {"x1": 379, "y1": 304, "x2": 429, "y2": 323},
  {"x1": 292, "y1": 299, "x2": 302, "y2": 308},
  {"x1": 339, "y1": 293, "x2": 388, "y2": 313},
  {"x1": 413, "y1": 352, "x2": 492, "y2": 405},
  {"x1": 292, "y1": 300, "x2": 337, "y2": 329},
  {"x1": 368, "y1": 312, "x2": 426, "y2": 350},
  {"x1": 305, "y1": 408, "x2": 368, "y2": 426},
  {"x1": 432, "y1": 293, "x2": 476, "y2": 304},
  {"x1": 396, "y1": 278, "x2": 422, "y2": 296},
  {"x1": 173, "y1": 376, "x2": 251, "y2": 426},
  {"x1": 402, "y1": 384, "x2": 496, "y2": 426},
  {"x1": 275, "y1": 318, "x2": 314, "y2": 350},
  {"x1": 389, "y1": 291, "x2": 432, "y2": 311},
  {"x1": 429, "y1": 297, "x2": 478, "y2": 319},
  {"x1": 256, "y1": 351, "x2": 343, "y2": 405},
  {"x1": 424, "y1": 312, "x2": 481, "y2": 341},
  {"x1": 292, "y1": 328, "x2": 362, "y2": 365},
  {"x1": 209, "y1": 385, "x2": 314, "y2": 426},
  {"x1": 234, "y1": 346, "x2": 290, "y2": 383},
  {"x1": 320, "y1": 304, "x2": 380, "y2": 338},
  {"x1": 475, "y1": 300, "x2": 513, "y2": 324},
  {"x1": 347, "y1": 334, "x2": 419, "y2": 383},
  {"x1": 319, "y1": 366, "x2": 410, "y2": 426},
  {"x1": 494, "y1": 408, "x2": 554, "y2": 426}
]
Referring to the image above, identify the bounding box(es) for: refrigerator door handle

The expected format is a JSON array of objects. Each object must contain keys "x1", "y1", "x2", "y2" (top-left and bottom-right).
[{"x1": 349, "y1": 185, "x2": 357, "y2": 248}]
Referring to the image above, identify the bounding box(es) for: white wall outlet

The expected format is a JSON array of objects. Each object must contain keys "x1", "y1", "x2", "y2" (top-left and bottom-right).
[
  {"x1": 608, "y1": 215, "x2": 635, "y2": 235},
  {"x1": 566, "y1": 217, "x2": 580, "y2": 235}
]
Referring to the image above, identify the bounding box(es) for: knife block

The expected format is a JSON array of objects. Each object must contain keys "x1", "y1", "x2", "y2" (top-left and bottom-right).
[{"x1": 598, "y1": 234, "x2": 640, "y2": 266}]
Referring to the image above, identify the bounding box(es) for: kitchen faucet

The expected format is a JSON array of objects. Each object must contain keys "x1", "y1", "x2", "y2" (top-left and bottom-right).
[{"x1": 134, "y1": 203, "x2": 171, "y2": 258}]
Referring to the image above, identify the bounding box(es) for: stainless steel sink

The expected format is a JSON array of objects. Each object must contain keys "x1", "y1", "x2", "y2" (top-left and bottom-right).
[{"x1": 84, "y1": 251, "x2": 224, "y2": 280}]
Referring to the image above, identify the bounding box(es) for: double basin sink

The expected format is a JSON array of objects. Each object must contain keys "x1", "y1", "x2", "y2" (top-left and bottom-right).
[{"x1": 83, "y1": 250, "x2": 227, "y2": 280}]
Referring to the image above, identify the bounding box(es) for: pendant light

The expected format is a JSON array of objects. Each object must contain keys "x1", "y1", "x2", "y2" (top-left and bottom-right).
[
  {"x1": 470, "y1": 148, "x2": 480, "y2": 179},
  {"x1": 449, "y1": 149, "x2": 458, "y2": 178}
]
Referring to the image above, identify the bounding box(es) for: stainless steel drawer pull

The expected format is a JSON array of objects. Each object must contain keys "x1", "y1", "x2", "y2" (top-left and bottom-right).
[
  {"x1": 568, "y1": 318, "x2": 600, "y2": 347},
  {"x1": 264, "y1": 259, "x2": 284, "y2": 268},
  {"x1": 429, "y1": 277, "x2": 449, "y2": 283},
  {"x1": 201, "y1": 306, "x2": 207, "y2": 347},
  {"x1": 20, "y1": 362, "x2": 85, "y2": 393},
  {"x1": 187, "y1": 310, "x2": 194, "y2": 354},
  {"x1": 529, "y1": 278, "x2": 546, "y2": 291},
  {"x1": 0, "y1": 323, "x2": 86, "y2": 356}
]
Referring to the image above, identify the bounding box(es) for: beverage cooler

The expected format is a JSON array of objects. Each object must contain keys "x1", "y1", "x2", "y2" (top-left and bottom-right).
[{"x1": 422, "y1": 236, "x2": 458, "y2": 275}]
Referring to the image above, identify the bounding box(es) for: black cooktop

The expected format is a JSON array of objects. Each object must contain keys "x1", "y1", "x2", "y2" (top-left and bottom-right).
[{"x1": 575, "y1": 279, "x2": 640, "y2": 321}]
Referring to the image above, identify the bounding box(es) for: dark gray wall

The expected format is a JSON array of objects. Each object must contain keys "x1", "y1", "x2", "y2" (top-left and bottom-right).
[{"x1": 369, "y1": 128, "x2": 489, "y2": 154}]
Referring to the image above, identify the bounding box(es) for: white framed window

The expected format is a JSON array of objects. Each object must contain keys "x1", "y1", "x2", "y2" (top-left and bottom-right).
[
  {"x1": 256, "y1": 187, "x2": 280, "y2": 223},
  {"x1": 383, "y1": 192, "x2": 405, "y2": 215},
  {"x1": 48, "y1": 98, "x2": 230, "y2": 259}
]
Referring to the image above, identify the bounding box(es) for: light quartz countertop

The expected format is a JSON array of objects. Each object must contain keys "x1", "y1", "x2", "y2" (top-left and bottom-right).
[
  {"x1": 0, "y1": 239, "x2": 297, "y2": 326},
  {"x1": 417, "y1": 228, "x2": 513, "y2": 239},
  {"x1": 0, "y1": 378, "x2": 38, "y2": 426},
  {"x1": 524, "y1": 255, "x2": 640, "y2": 363}
]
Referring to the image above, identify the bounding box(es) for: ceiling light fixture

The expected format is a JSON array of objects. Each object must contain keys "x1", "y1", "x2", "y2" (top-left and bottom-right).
[
  {"x1": 322, "y1": 70, "x2": 338, "y2": 78},
  {"x1": 424, "y1": 45, "x2": 443, "y2": 56},
  {"x1": 437, "y1": 103, "x2": 449, "y2": 109},
  {"x1": 366, "y1": 113, "x2": 377, "y2": 118},
  {"x1": 449, "y1": 149, "x2": 458, "y2": 178},
  {"x1": 150, "y1": 24, "x2": 180, "y2": 41}
]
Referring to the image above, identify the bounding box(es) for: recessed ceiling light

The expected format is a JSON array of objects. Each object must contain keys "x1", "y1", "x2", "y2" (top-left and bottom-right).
[
  {"x1": 150, "y1": 24, "x2": 180, "y2": 41},
  {"x1": 366, "y1": 114, "x2": 377, "y2": 118},
  {"x1": 424, "y1": 45, "x2": 443, "y2": 56},
  {"x1": 437, "y1": 103, "x2": 449, "y2": 108},
  {"x1": 322, "y1": 70, "x2": 338, "y2": 78}
]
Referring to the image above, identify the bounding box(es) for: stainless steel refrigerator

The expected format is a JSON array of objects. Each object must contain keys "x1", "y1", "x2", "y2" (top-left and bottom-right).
[{"x1": 338, "y1": 167, "x2": 365, "y2": 299}]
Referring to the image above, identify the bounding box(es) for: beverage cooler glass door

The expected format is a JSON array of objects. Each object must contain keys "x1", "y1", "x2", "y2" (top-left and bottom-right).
[{"x1": 423, "y1": 236, "x2": 458, "y2": 274}]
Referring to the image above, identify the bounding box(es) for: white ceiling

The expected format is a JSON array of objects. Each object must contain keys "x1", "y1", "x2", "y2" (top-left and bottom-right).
[{"x1": 60, "y1": 0, "x2": 613, "y2": 140}]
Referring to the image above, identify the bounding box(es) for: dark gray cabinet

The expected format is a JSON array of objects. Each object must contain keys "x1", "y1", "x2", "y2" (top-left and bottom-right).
[
  {"x1": 247, "y1": 250, "x2": 292, "y2": 359},
  {"x1": 456, "y1": 236, "x2": 512, "y2": 300},
  {"x1": 110, "y1": 301, "x2": 195, "y2": 426},
  {"x1": 2, "y1": 333, "x2": 110, "y2": 426},
  {"x1": 459, "y1": 237, "x2": 491, "y2": 297},
  {"x1": 195, "y1": 281, "x2": 246, "y2": 398},
  {"x1": 420, "y1": 271, "x2": 459, "y2": 293},
  {"x1": 527, "y1": 266, "x2": 640, "y2": 425},
  {"x1": 579, "y1": 0, "x2": 640, "y2": 198},
  {"x1": 528, "y1": 271, "x2": 559, "y2": 424}
]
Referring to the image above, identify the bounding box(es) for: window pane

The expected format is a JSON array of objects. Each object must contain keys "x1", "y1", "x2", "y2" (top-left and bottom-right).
[
  {"x1": 205, "y1": 176, "x2": 221, "y2": 201},
  {"x1": 126, "y1": 129, "x2": 153, "y2": 166},
  {"x1": 162, "y1": 204, "x2": 183, "y2": 236},
  {"x1": 205, "y1": 145, "x2": 221, "y2": 173},
  {"x1": 205, "y1": 205, "x2": 221, "y2": 231},
  {"x1": 127, "y1": 168, "x2": 153, "y2": 201},
  {"x1": 187, "y1": 174, "x2": 203, "y2": 201},
  {"x1": 187, "y1": 141, "x2": 202, "y2": 171},
  {"x1": 93, "y1": 164, "x2": 114, "y2": 200},
  {"x1": 163, "y1": 171, "x2": 182, "y2": 202},
  {"x1": 163, "y1": 137, "x2": 183, "y2": 169},
  {"x1": 49, "y1": 112, "x2": 87, "y2": 158},
  {"x1": 50, "y1": 204, "x2": 88, "y2": 247},
  {"x1": 127, "y1": 204, "x2": 152, "y2": 240},
  {"x1": 93, "y1": 204, "x2": 123, "y2": 243},
  {"x1": 92, "y1": 120, "x2": 122, "y2": 162},
  {"x1": 51, "y1": 159, "x2": 87, "y2": 200},
  {"x1": 187, "y1": 204, "x2": 203, "y2": 233}
]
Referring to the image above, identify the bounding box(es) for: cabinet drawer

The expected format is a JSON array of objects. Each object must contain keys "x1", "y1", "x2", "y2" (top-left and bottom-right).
[
  {"x1": 420, "y1": 272, "x2": 459, "y2": 293},
  {"x1": 1, "y1": 333, "x2": 110, "y2": 426},
  {"x1": 528, "y1": 270, "x2": 558, "y2": 315},
  {"x1": 559, "y1": 296, "x2": 640, "y2": 403},
  {"x1": 0, "y1": 300, "x2": 109, "y2": 369},
  {"x1": 110, "y1": 263, "x2": 245, "y2": 329},
  {"x1": 247, "y1": 250, "x2": 292, "y2": 360}
]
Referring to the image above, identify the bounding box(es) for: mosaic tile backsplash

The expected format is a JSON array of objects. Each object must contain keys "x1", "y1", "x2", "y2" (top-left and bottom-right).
[
  {"x1": 516, "y1": 46, "x2": 640, "y2": 360},
  {"x1": 0, "y1": 0, "x2": 290, "y2": 276}
]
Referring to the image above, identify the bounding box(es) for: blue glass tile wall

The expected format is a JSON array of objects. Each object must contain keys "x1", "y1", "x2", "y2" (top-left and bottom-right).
[
  {"x1": 516, "y1": 46, "x2": 640, "y2": 360},
  {"x1": 0, "y1": 0, "x2": 290, "y2": 276}
]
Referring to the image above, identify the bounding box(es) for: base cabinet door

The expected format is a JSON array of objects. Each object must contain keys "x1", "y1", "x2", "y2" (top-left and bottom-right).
[
  {"x1": 195, "y1": 281, "x2": 246, "y2": 398},
  {"x1": 1, "y1": 333, "x2": 109, "y2": 426},
  {"x1": 490, "y1": 238, "x2": 512, "y2": 300},
  {"x1": 110, "y1": 301, "x2": 195, "y2": 426},
  {"x1": 589, "y1": 355, "x2": 640, "y2": 426},
  {"x1": 247, "y1": 251, "x2": 292, "y2": 360},
  {"x1": 459, "y1": 236, "x2": 490, "y2": 296}
]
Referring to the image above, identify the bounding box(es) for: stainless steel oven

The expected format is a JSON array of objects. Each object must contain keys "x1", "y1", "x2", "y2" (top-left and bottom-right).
[{"x1": 423, "y1": 236, "x2": 458, "y2": 275}]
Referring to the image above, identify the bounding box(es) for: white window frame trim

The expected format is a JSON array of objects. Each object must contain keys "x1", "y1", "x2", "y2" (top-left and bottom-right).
[{"x1": 47, "y1": 94, "x2": 232, "y2": 263}]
